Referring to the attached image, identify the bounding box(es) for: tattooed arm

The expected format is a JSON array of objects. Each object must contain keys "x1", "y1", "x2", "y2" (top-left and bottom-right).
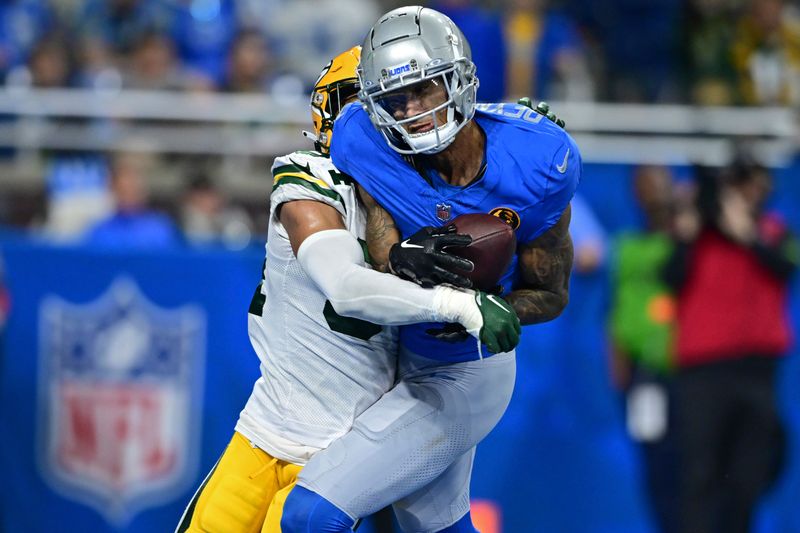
[
  {"x1": 358, "y1": 184, "x2": 400, "y2": 272},
  {"x1": 505, "y1": 205, "x2": 573, "y2": 325}
]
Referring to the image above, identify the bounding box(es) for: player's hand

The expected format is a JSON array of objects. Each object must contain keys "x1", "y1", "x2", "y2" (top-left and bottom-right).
[
  {"x1": 426, "y1": 291, "x2": 521, "y2": 353},
  {"x1": 473, "y1": 291, "x2": 521, "y2": 353},
  {"x1": 389, "y1": 225, "x2": 474, "y2": 288},
  {"x1": 518, "y1": 97, "x2": 566, "y2": 129}
]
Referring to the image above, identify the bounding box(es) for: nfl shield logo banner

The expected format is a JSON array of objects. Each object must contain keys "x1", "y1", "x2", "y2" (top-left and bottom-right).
[{"x1": 37, "y1": 278, "x2": 206, "y2": 525}]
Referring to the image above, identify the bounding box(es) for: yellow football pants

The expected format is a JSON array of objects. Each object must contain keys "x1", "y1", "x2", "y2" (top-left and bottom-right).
[{"x1": 177, "y1": 432, "x2": 303, "y2": 533}]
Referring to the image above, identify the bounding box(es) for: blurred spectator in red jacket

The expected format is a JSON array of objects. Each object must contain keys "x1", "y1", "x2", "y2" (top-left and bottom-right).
[{"x1": 665, "y1": 158, "x2": 797, "y2": 533}]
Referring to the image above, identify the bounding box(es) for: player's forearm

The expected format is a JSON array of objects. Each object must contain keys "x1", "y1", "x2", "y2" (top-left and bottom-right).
[
  {"x1": 297, "y1": 229, "x2": 477, "y2": 327},
  {"x1": 333, "y1": 269, "x2": 479, "y2": 328},
  {"x1": 505, "y1": 288, "x2": 568, "y2": 325},
  {"x1": 512, "y1": 206, "x2": 573, "y2": 325},
  {"x1": 508, "y1": 244, "x2": 572, "y2": 324}
]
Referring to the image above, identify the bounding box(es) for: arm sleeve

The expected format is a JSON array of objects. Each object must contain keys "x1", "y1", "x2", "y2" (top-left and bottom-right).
[{"x1": 296, "y1": 229, "x2": 478, "y2": 327}]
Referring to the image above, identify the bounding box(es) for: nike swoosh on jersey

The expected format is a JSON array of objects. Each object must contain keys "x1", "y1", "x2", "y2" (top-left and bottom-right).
[
  {"x1": 400, "y1": 239, "x2": 424, "y2": 249},
  {"x1": 556, "y1": 148, "x2": 570, "y2": 174}
]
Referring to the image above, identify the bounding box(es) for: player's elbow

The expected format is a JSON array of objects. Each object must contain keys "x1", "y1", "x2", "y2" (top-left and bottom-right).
[
  {"x1": 535, "y1": 291, "x2": 569, "y2": 324},
  {"x1": 324, "y1": 270, "x2": 367, "y2": 318},
  {"x1": 549, "y1": 290, "x2": 569, "y2": 320},
  {"x1": 327, "y1": 296, "x2": 360, "y2": 318},
  {"x1": 516, "y1": 289, "x2": 569, "y2": 326}
]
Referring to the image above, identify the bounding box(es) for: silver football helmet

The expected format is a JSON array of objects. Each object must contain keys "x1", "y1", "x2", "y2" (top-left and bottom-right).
[{"x1": 358, "y1": 6, "x2": 479, "y2": 155}]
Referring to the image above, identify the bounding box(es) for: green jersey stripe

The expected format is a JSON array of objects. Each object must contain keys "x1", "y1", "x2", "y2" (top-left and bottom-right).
[
  {"x1": 272, "y1": 175, "x2": 345, "y2": 207},
  {"x1": 272, "y1": 163, "x2": 308, "y2": 177}
]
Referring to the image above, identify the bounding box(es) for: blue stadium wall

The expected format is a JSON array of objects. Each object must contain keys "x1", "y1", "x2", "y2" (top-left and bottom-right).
[{"x1": 1, "y1": 162, "x2": 798, "y2": 533}]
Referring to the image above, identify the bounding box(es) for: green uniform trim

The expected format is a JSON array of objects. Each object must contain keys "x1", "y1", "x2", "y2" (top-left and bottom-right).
[
  {"x1": 323, "y1": 300, "x2": 381, "y2": 341},
  {"x1": 176, "y1": 457, "x2": 220, "y2": 532},
  {"x1": 272, "y1": 175, "x2": 345, "y2": 208},
  {"x1": 248, "y1": 283, "x2": 266, "y2": 316},
  {"x1": 295, "y1": 150, "x2": 327, "y2": 158}
]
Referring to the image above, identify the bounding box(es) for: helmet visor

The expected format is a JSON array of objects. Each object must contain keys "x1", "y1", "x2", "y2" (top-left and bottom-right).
[{"x1": 373, "y1": 73, "x2": 455, "y2": 131}]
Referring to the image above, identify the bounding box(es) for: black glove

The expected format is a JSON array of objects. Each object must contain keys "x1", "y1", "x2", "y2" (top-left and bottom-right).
[
  {"x1": 389, "y1": 225, "x2": 474, "y2": 288},
  {"x1": 426, "y1": 323, "x2": 470, "y2": 343},
  {"x1": 518, "y1": 97, "x2": 566, "y2": 129}
]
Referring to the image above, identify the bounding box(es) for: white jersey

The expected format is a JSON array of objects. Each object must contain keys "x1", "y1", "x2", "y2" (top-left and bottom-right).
[{"x1": 236, "y1": 150, "x2": 397, "y2": 465}]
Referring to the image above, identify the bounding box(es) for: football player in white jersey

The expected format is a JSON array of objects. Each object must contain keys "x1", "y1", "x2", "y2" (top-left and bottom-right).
[{"x1": 176, "y1": 46, "x2": 520, "y2": 533}]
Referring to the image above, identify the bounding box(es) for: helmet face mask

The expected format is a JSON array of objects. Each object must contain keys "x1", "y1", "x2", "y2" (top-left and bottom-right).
[
  {"x1": 358, "y1": 7, "x2": 479, "y2": 155},
  {"x1": 364, "y1": 66, "x2": 473, "y2": 155},
  {"x1": 310, "y1": 46, "x2": 361, "y2": 155}
]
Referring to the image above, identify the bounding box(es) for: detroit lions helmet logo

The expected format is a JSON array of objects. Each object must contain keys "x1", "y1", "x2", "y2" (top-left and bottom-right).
[{"x1": 37, "y1": 278, "x2": 206, "y2": 525}]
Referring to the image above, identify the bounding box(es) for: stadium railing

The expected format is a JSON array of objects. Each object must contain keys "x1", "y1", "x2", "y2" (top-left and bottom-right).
[{"x1": 0, "y1": 88, "x2": 796, "y2": 170}]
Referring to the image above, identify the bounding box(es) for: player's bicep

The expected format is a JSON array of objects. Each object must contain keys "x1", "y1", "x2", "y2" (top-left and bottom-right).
[
  {"x1": 506, "y1": 205, "x2": 573, "y2": 324},
  {"x1": 279, "y1": 200, "x2": 347, "y2": 255},
  {"x1": 357, "y1": 184, "x2": 400, "y2": 271},
  {"x1": 517, "y1": 205, "x2": 573, "y2": 291}
]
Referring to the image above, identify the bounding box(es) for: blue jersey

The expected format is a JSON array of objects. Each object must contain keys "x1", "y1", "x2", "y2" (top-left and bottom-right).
[{"x1": 331, "y1": 102, "x2": 581, "y2": 362}]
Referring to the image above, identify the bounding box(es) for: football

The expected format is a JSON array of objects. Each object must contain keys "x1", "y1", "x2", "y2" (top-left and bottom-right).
[{"x1": 446, "y1": 213, "x2": 517, "y2": 291}]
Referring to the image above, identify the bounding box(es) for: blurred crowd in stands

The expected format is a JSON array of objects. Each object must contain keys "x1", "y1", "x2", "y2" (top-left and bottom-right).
[
  {"x1": 0, "y1": 0, "x2": 796, "y2": 246},
  {"x1": 0, "y1": 0, "x2": 799, "y2": 104}
]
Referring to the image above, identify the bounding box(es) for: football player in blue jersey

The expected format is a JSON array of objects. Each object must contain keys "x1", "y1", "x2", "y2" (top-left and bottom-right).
[
  {"x1": 279, "y1": 6, "x2": 581, "y2": 533},
  {"x1": 176, "y1": 46, "x2": 524, "y2": 533}
]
